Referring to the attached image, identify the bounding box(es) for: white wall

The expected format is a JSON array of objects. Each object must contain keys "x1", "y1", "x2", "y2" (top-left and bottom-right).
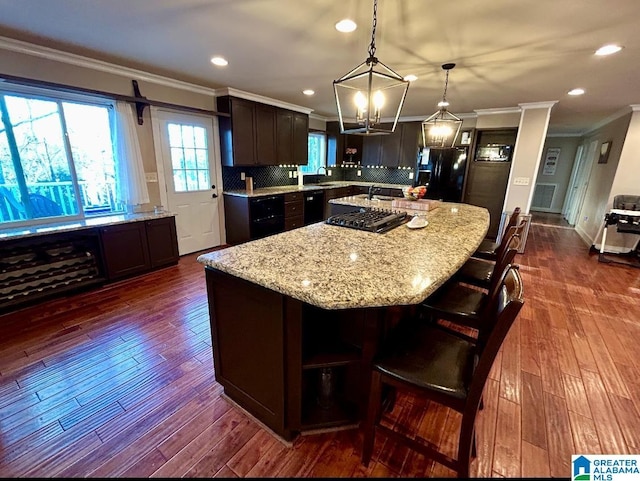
[{"x1": 532, "y1": 136, "x2": 580, "y2": 213}]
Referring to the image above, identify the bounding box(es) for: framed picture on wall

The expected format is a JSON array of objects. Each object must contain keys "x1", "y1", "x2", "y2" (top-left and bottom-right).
[
  {"x1": 542, "y1": 147, "x2": 561, "y2": 175},
  {"x1": 598, "y1": 141, "x2": 612, "y2": 164}
]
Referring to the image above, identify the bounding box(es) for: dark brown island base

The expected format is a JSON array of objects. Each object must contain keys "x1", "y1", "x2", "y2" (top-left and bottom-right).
[{"x1": 197, "y1": 200, "x2": 489, "y2": 442}]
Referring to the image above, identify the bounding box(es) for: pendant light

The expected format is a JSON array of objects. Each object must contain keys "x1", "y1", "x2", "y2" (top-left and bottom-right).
[
  {"x1": 333, "y1": 0, "x2": 409, "y2": 135},
  {"x1": 422, "y1": 63, "x2": 462, "y2": 148}
]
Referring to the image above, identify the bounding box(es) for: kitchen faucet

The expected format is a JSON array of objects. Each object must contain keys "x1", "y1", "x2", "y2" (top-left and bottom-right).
[
  {"x1": 368, "y1": 185, "x2": 381, "y2": 200},
  {"x1": 317, "y1": 166, "x2": 328, "y2": 175}
]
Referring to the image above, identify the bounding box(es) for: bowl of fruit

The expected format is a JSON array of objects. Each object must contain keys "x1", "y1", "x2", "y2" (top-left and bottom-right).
[{"x1": 402, "y1": 185, "x2": 427, "y2": 200}]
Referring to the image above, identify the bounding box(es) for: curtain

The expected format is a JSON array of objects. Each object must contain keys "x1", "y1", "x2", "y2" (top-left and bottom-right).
[{"x1": 114, "y1": 101, "x2": 150, "y2": 207}]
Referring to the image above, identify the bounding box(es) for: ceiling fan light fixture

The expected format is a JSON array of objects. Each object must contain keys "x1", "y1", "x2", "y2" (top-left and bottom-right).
[
  {"x1": 333, "y1": 0, "x2": 410, "y2": 136},
  {"x1": 422, "y1": 63, "x2": 462, "y2": 148}
]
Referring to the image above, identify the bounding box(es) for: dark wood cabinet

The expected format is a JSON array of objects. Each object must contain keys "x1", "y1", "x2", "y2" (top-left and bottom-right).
[
  {"x1": 218, "y1": 96, "x2": 257, "y2": 166},
  {"x1": 361, "y1": 122, "x2": 422, "y2": 168},
  {"x1": 146, "y1": 217, "x2": 179, "y2": 268},
  {"x1": 205, "y1": 268, "x2": 379, "y2": 439},
  {"x1": 218, "y1": 95, "x2": 308, "y2": 166},
  {"x1": 326, "y1": 121, "x2": 363, "y2": 166},
  {"x1": 255, "y1": 103, "x2": 277, "y2": 165},
  {"x1": 100, "y1": 222, "x2": 151, "y2": 280},
  {"x1": 276, "y1": 110, "x2": 309, "y2": 165},
  {"x1": 0, "y1": 229, "x2": 105, "y2": 314},
  {"x1": 100, "y1": 216, "x2": 179, "y2": 281},
  {"x1": 293, "y1": 112, "x2": 309, "y2": 165},
  {"x1": 398, "y1": 122, "x2": 422, "y2": 168},
  {"x1": 284, "y1": 192, "x2": 304, "y2": 231}
]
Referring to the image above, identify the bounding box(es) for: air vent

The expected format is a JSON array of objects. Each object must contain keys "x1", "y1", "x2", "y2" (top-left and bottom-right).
[{"x1": 532, "y1": 183, "x2": 557, "y2": 210}]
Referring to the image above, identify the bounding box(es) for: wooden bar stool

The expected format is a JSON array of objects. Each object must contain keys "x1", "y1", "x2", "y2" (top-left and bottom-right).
[{"x1": 361, "y1": 265, "x2": 524, "y2": 477}]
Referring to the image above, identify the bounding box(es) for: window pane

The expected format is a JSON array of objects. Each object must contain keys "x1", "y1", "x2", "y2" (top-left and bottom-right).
[
  {"x1": 63, "y1": 102, "x2": 117, "y2": 216},
  {"x1": 2, "y1": 95, "x2": 79, "y2": 220},
  {"x1": 169, "y1": 122, "x2": 209, "y2": 193},
  {"x1": 194, "y1": 127, "x2": 206, "y2": 149},
  {"x1": 168, "y1": 124, "x2": 182, "y2": 147}
]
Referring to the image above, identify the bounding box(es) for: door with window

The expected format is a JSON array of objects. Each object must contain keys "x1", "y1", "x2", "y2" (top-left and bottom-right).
[{"x1": 153, "y1": 110, "x2": 221, "y2": 255}]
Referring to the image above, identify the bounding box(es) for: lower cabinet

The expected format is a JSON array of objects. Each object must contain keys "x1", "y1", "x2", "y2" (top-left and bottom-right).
[
  {"x1": 0, "y1": 215, "x2": 179, "y2": 314},
  {"x1": 284, "y1": 192, "x2": 304, "y2": 231},
  {"x1": 100, "y1": 216, "x2": 179, "y2": 281},
  {"x1": 0, "y1": 229, "x2": 105, "y2": 314},
  {"x1": 205, "y1": 267, "x2": 388, "y2": 440}
]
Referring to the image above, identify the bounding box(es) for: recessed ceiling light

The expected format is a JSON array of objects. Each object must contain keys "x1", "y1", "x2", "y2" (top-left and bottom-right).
[
  {"x1": 302, "y1": 89, "x2": 315, "y2": 96},
  {"x1": 568, "y1": 88, "x2": 585, "y2": 96},
  {"x1": 404, "y1": 74, "x2": 418, "y2": 82},
  {"x1": 595, "y1": 44, "x2": 623, "y2": 56},
  {"x1": 335, "y1": 19, "x2": 357, "y2": 33},
  {"x1": 210, "y1": 56, "x2": 228, "y2": 66}
]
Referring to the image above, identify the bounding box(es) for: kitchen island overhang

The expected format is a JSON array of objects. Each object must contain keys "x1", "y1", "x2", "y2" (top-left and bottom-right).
[{"x1": 197, "y1": 201, "x2": 490, "y2": 441}]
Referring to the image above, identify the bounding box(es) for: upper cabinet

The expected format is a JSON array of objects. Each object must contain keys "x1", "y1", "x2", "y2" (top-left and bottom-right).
[
  {"x1": 276, "y1": 109, "x2": 309, "y2": 166},
  {"x1": 217, "y1": 95, "x2": 309, "y2": 166},
  {"x1": 361, "y1": 122, "x2": 422, "y2": 168},
  {"x1": 326, "y1": 121, "x2": 363, "y2": 166}
]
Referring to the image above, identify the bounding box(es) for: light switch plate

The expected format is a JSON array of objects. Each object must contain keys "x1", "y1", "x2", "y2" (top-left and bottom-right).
[
  {"x1": 357, "y1": 170, "x2": 362, "y2": 176},
  {"x1": 514, "y1": 177, "x2": 530, "y2": 186},
  {"x1": 145, "y1": 172, "x2": 158, "y2": 183},
  {"x1": 241, "y1": 172, "x2": 246, "y2": 180},
  {"x1": 409, "y1": 172, "x2": 414, "y2": 180}
]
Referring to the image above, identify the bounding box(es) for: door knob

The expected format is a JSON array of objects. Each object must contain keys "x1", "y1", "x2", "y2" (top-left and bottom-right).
[
  {"x1": 212, "y1": 193, "x2": 218, "y2": 199},
  {"x1": 211, "y1": 184, "x2": 216, "y2": 189}
]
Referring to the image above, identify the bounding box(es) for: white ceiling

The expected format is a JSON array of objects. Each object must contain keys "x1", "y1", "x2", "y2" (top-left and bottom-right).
[{"x1": 0, "y1": 0, "x2": 639, "y2": 135}]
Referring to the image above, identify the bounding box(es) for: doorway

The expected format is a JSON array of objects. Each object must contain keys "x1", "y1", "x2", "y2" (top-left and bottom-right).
[
  {"x1": 562, "y1": 140, "x2": 597, "y2": 226},
  {"x1": 152, "y1": 109, "x2": 223, "y2": 255}
]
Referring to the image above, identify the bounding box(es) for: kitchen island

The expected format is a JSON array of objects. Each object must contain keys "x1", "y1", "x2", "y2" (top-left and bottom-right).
[{"x1": 197, "y1": 201, "x2": 489, "y2": 441}]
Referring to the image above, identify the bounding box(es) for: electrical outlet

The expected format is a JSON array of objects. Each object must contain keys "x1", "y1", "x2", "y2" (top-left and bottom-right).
[
  {"x1": 409, "y1": 172, "x2": 414, "y2": 180},
  {"x1": 328, "y1": 170, "x2": 332, "y2": 176},
  {"x1": 513, "y1": 177, "x2": 530, "y2": 186},
  {"x1": 293, "y1": 171, "x2": 298, "y2": 178},
  {"x1": 357, "y1": 170, "x2": 362, "y2": 176},
  {"x1": 240, "y1": 172, "x2": 246, "y2": 180},
  {"x1": 288, "y1": 171, "x2": 293, "y2": 178},
  {"x1": 144, "y1": 172, "x2": 158, "y2": 183}
]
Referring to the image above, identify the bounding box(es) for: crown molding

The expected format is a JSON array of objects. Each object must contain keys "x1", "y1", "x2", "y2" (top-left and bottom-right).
[
  {"x1": 0, "y1": 35, "x2": 218, "y2": 97},
  {"x1": 214, "y1": 87, "x2": 313, "y2": 114},
  {"x1": 474, "y1": 106, "x2": 521, "y2": 116},
  {"x1": 518, "y1": 101, "x2": 558, "y2": 110}
]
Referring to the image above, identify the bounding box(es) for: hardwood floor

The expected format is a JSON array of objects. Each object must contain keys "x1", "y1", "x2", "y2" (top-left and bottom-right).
[{"x1": 1, "y1": 224, "x2": 639, "y2": 477}]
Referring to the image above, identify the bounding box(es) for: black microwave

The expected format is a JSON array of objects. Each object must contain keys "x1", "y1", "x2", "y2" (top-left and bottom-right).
[{"x1": 475, "y1": 144, "x2": 513, "y2": 162}]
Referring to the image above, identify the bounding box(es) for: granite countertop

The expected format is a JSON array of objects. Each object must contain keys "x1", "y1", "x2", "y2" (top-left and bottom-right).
[
  {"x1": 197, "y1": 201, "x2": 489, "y2": 310},
  {"x1": 0, "y1": 211, "x2": 176, "y2": 241},
  {"x1": 223, "y1": 181, "x2": 411, "y2": 198}
]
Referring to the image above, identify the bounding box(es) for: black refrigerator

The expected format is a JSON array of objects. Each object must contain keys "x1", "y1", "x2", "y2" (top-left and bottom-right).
[{"x1": 414, "y1": 147, "x2": 468, "y2": 202}]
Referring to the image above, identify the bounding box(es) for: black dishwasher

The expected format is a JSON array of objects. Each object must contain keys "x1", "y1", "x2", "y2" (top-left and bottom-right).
[
  {"x1": 250, "y1": 195, "x2": 285, "y2": 239},
  {"x1": 303, "y1": 191, "x2": 325, "y2": 225}
]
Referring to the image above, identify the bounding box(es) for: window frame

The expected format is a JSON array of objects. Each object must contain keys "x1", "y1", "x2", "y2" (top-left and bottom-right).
[{"x1": 0, "y1": 82, "x2": 120, "y2": 229}]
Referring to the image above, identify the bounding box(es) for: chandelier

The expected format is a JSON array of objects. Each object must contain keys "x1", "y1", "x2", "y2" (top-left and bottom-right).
[
  {"x1": 422, "y1": 63, "x2": 462, "y2": 148},
  {"x1": 333, "y1": 0, "x2": 410, "y2": 135}
]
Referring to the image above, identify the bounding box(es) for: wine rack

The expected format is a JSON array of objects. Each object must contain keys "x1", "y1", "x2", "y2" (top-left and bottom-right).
[{"x1": 0, "y1": 230, "x2": 105, "y2": 313}]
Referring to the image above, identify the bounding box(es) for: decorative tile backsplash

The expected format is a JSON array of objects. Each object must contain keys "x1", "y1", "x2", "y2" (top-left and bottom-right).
[{"x1": 222, "y1": 166, "x2": 414, "y2": 191}]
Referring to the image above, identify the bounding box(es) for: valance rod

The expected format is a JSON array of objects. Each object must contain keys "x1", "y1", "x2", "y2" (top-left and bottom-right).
[{"x1": 0, "y1": 74, "x2": 229, "y2": 125}]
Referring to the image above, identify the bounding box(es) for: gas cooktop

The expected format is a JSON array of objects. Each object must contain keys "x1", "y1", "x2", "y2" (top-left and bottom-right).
[{"x1": 325, "y1": 207, "x2": 408, "y2": 233}]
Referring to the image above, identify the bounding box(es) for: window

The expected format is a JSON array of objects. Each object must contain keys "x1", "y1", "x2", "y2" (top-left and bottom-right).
[
  {"x1": 300, "y1": 131, "x2": 326, "y2": 175},
  {"x1": 167, "y1": 123, "x2": 210, "y2": 192},
  {"x1": 0, "y1": 84, "x2": 120, "y2": 227}
]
